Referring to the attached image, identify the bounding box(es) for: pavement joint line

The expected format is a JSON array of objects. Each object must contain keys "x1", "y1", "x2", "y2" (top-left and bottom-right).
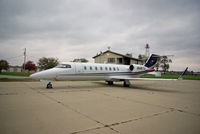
[
  {"x1": 22, "y1": 82, "x2": 200, "y2": 133},
  {"x1": 169, "y1": 107, "x2": 200, "y2": 117},
  {"x1": 69, "y1": 126, "x2": 105, "y2": 134},
  {"x1": 96, "y1": 91, "x2": 200, "y2": 117},
  {"x1": 0, "y1": 93, "x2": 18, "y2": 95},
  {"x1": 24, "y1": 83, "x2": 121, "y2": 134},
  {"x1": 107, "y1": 109, "x2": 174, "y2": 128},
  {"x1": 69, "y1": 125, "x2": 122, "y2": 134},
  {"x1": 39, "y1": 94, "x2": 121, "y2": 134}
]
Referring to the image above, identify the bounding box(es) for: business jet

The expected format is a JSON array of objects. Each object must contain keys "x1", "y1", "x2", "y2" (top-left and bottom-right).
[{"x1": 30, "y1": 54, "x2": 188, "y2": 88}]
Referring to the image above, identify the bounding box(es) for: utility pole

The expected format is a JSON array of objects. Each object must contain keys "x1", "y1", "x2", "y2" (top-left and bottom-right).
[{"x1": 23, "y1": 48, "x2": 26, "y2": 73}]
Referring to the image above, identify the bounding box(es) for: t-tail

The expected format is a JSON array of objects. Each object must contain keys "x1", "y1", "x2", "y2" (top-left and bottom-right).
[{"x1": 144, "y1": 54, "x2": 159, "y2": 68}]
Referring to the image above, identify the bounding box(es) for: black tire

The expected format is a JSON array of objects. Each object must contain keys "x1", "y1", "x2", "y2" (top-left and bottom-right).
[
  {"x1": 46, "y1": 83, "x2": 53, "y2": 89},
  {"x1": 123, "y1": 81, "x2": 130, "y2": 87},
  {"x1": 107, "y1": 81, "x2": 114, "y2": 85}
]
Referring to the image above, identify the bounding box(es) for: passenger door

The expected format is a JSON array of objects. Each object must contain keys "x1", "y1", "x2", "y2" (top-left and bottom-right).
[{"x1": 75, "y1": 63, "x2": 83, "y2": 73}]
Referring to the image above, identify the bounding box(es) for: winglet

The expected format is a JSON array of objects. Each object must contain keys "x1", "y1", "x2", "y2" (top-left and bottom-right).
[{"x1": 178, "y1": 67, "x2": 188, "y2": 80}]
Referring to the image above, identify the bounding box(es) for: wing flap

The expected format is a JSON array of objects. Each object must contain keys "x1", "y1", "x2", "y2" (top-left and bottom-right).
[
  {"x1": 108, "y1": 67, "x2": 188, "y2": 81},
  {"x1": 109, "y1": 76, "x2": 177, "y2": 81}
]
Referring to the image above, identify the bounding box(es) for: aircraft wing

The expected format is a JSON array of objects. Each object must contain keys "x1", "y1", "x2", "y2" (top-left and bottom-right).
[
  {"x1": 109, "y1": 67, "x2": 188, "y2": 81},
  {"x1": 109, "y1": 76, "x2": 177, "y2": 81}
]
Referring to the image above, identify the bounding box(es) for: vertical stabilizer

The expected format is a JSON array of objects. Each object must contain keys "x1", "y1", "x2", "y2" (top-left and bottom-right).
[{"x1": 144, "y1": 54, "x2": 159, "y2": 68}]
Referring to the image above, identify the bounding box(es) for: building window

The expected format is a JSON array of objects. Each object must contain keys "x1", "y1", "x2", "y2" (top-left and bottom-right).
[
  {"x1": 117, "y1": 58, "x2": 123, "y2": 64},
  {"x1": 108, "y1": 58, "x2": 115, "y2": 63}
]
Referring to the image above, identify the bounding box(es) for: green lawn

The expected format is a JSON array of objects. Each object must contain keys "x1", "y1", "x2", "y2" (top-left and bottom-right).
[
  {"x1": 140, "y1": 74, "x2": 200, "y2": 80},
  {"x1": 0, "y1": 78, "x2": 36, "y2": 82},
  {"x1": 0, "y1": 72, "x2": 31, "y2": 77}
]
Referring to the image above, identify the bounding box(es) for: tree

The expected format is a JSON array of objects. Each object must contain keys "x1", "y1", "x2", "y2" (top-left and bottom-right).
[
  {"x1": 138, "y1": 54, "x2": 148, "y2": 63},
  {"x1": 22, "y1": 61, "x2": 37, "y2": 72},
  {"x1": 72, "y1": 58, "x2": 88, "y2": 63},
  {"x1": 155, "y1": 57, "x2": 161, "y2": 71},
  {"x1": 0, "y1": 60, "x2": 9, "y2": 73},
  {"x1": 160, "y1": 56, "x2": 172, "y2": 73},
  {"x1": 125, "y1": 53, "x2": 132, "y2": 57},
  {"x1": 38, "y1": 57, "x2": 59, "y2": 70}
]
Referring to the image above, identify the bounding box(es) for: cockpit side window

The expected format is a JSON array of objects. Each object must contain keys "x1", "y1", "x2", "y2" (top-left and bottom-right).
[
  {"x1": 56, "y1": 64, "x2": 71, "y2": 68},
  {"x1": 66, "y1": 64, "x2": 71, "y2": 68}
]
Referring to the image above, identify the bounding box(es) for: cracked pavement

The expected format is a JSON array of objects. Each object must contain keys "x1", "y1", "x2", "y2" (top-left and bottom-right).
[{"x1": 0, "y1": 80, "x2": 200, "y2": 134}]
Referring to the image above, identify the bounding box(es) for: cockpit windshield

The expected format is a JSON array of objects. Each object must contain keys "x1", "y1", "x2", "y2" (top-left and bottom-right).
[{"x1": 55, "y1": 64, "x2": 71, "y2": 68}]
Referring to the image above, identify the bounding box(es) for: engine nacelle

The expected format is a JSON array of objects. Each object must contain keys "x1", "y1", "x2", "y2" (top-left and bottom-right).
[{"x1": 129, "y1": 64, "x2": 135, "y2": 71}]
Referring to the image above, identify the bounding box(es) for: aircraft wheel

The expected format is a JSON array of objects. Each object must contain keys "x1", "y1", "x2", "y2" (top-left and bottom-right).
[
  {"x1": 46, "y1": 82, "x2": 53, "y2": 89},
  {"x1": 123, "y1": 80, "x2": 130, "y2": 87},
  {"x1": 107, "y1": 81, "x2": 114, "y2": 85}
]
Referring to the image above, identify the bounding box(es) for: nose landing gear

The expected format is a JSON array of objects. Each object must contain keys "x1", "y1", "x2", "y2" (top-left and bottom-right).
[{"x1": 46, "y1": 82, "x2": 53, "y2": 89}]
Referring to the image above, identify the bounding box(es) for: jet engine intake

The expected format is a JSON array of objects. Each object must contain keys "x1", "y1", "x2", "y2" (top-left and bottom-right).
[{"x1": 129, "y1": 64, "x2": 135, "y2": 71}]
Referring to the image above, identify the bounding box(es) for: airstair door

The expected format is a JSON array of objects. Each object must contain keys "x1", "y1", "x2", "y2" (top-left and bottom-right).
[{"x1": 75, "y1": 63, "x2": 83, "y2": 73}]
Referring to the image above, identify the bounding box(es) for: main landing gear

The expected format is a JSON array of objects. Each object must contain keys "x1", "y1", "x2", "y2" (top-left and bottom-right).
[
  {"x1": 106, "y1": 80, "x2": 130, "y2": 87},
  {"x1": 46, "y1": 82, "x2": 53, "y2": 89},
  {"x1": 123, "y1": 80, "x2": 130, "y2": 87},
  {"x1": 107, "y1": 81, "x2": 114, "y2": 86}
]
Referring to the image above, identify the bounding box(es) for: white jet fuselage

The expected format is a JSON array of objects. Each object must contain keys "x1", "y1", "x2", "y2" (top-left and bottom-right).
[
  {"x1": 30, "y1": 62, "x2": 150, "y2": 81},
  {"x1": 30, "y1": 54, "x2": 186, "y2": 88}
]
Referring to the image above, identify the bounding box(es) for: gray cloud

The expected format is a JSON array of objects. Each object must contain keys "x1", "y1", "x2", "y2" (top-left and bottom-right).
[{"x1": 0, "y1": 0, "x2": 200, "y2": 71}]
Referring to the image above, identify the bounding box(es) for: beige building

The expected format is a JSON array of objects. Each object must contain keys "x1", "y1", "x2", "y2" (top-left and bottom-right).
[
  {"x1": 5, "y1": 66, "x2": 22, "y2": 73},
  {"x1": 93, "y1": 50, "x2": 143, "y2": 65}
]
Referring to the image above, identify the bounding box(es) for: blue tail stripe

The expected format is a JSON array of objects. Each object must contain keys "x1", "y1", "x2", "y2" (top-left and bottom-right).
[{"x1": 144, "y1": 54, "x2": 159, "y2": 68}]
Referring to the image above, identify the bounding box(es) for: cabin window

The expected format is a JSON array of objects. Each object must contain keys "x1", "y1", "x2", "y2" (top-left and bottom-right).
[
  {"x1": 95, "y1": 67, "x2": 98, "y2": 70},
  {"x1": 100, "y1": 67, "x2": 103, "y2": 70},
  {"x1": 109, "y1": 67, "x2": 112, "y2": 71},
  {"x1": 84, "y1": 66, "x2": 87, "y2": 70},
  {"x1": 108, "y1": 58, "x2": 115, "y2": 63},
  {"x1": 90, "y1": 66, "x2": 92, "y2": 70},
  {"x1": 66, "y1": 64, "x2": 71, "y2": 68},
  {"x1": 117, "y1": 67, "x2": 119, "y2": 71},
  {"x1": 113, "y1": 67, "x2": 116, "y2": 71},
  {"x1": 105, "y1": 67, "x2": 108, "y2": 70}
]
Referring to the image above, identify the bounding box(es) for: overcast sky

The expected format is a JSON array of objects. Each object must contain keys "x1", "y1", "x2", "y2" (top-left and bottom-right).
[{"x1": 0, "y1": 0, "x2": 200, "y2": 71}]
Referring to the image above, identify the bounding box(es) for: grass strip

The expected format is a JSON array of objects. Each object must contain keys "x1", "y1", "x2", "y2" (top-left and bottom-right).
[
  {"x1": 0, "y1": 78, "x2": 37, "y2": 82},
  {"x1": 0, "y1": 72, "x2": 31, "y2": 77}
]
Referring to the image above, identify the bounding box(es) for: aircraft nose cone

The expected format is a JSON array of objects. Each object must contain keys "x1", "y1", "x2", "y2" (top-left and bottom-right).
[
  {"x1": 30, "y1": 73, "x2": 39, "y2": 79},
  {"x1": 30, "y1": 68, "x2": 57, "y2": 80}
]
